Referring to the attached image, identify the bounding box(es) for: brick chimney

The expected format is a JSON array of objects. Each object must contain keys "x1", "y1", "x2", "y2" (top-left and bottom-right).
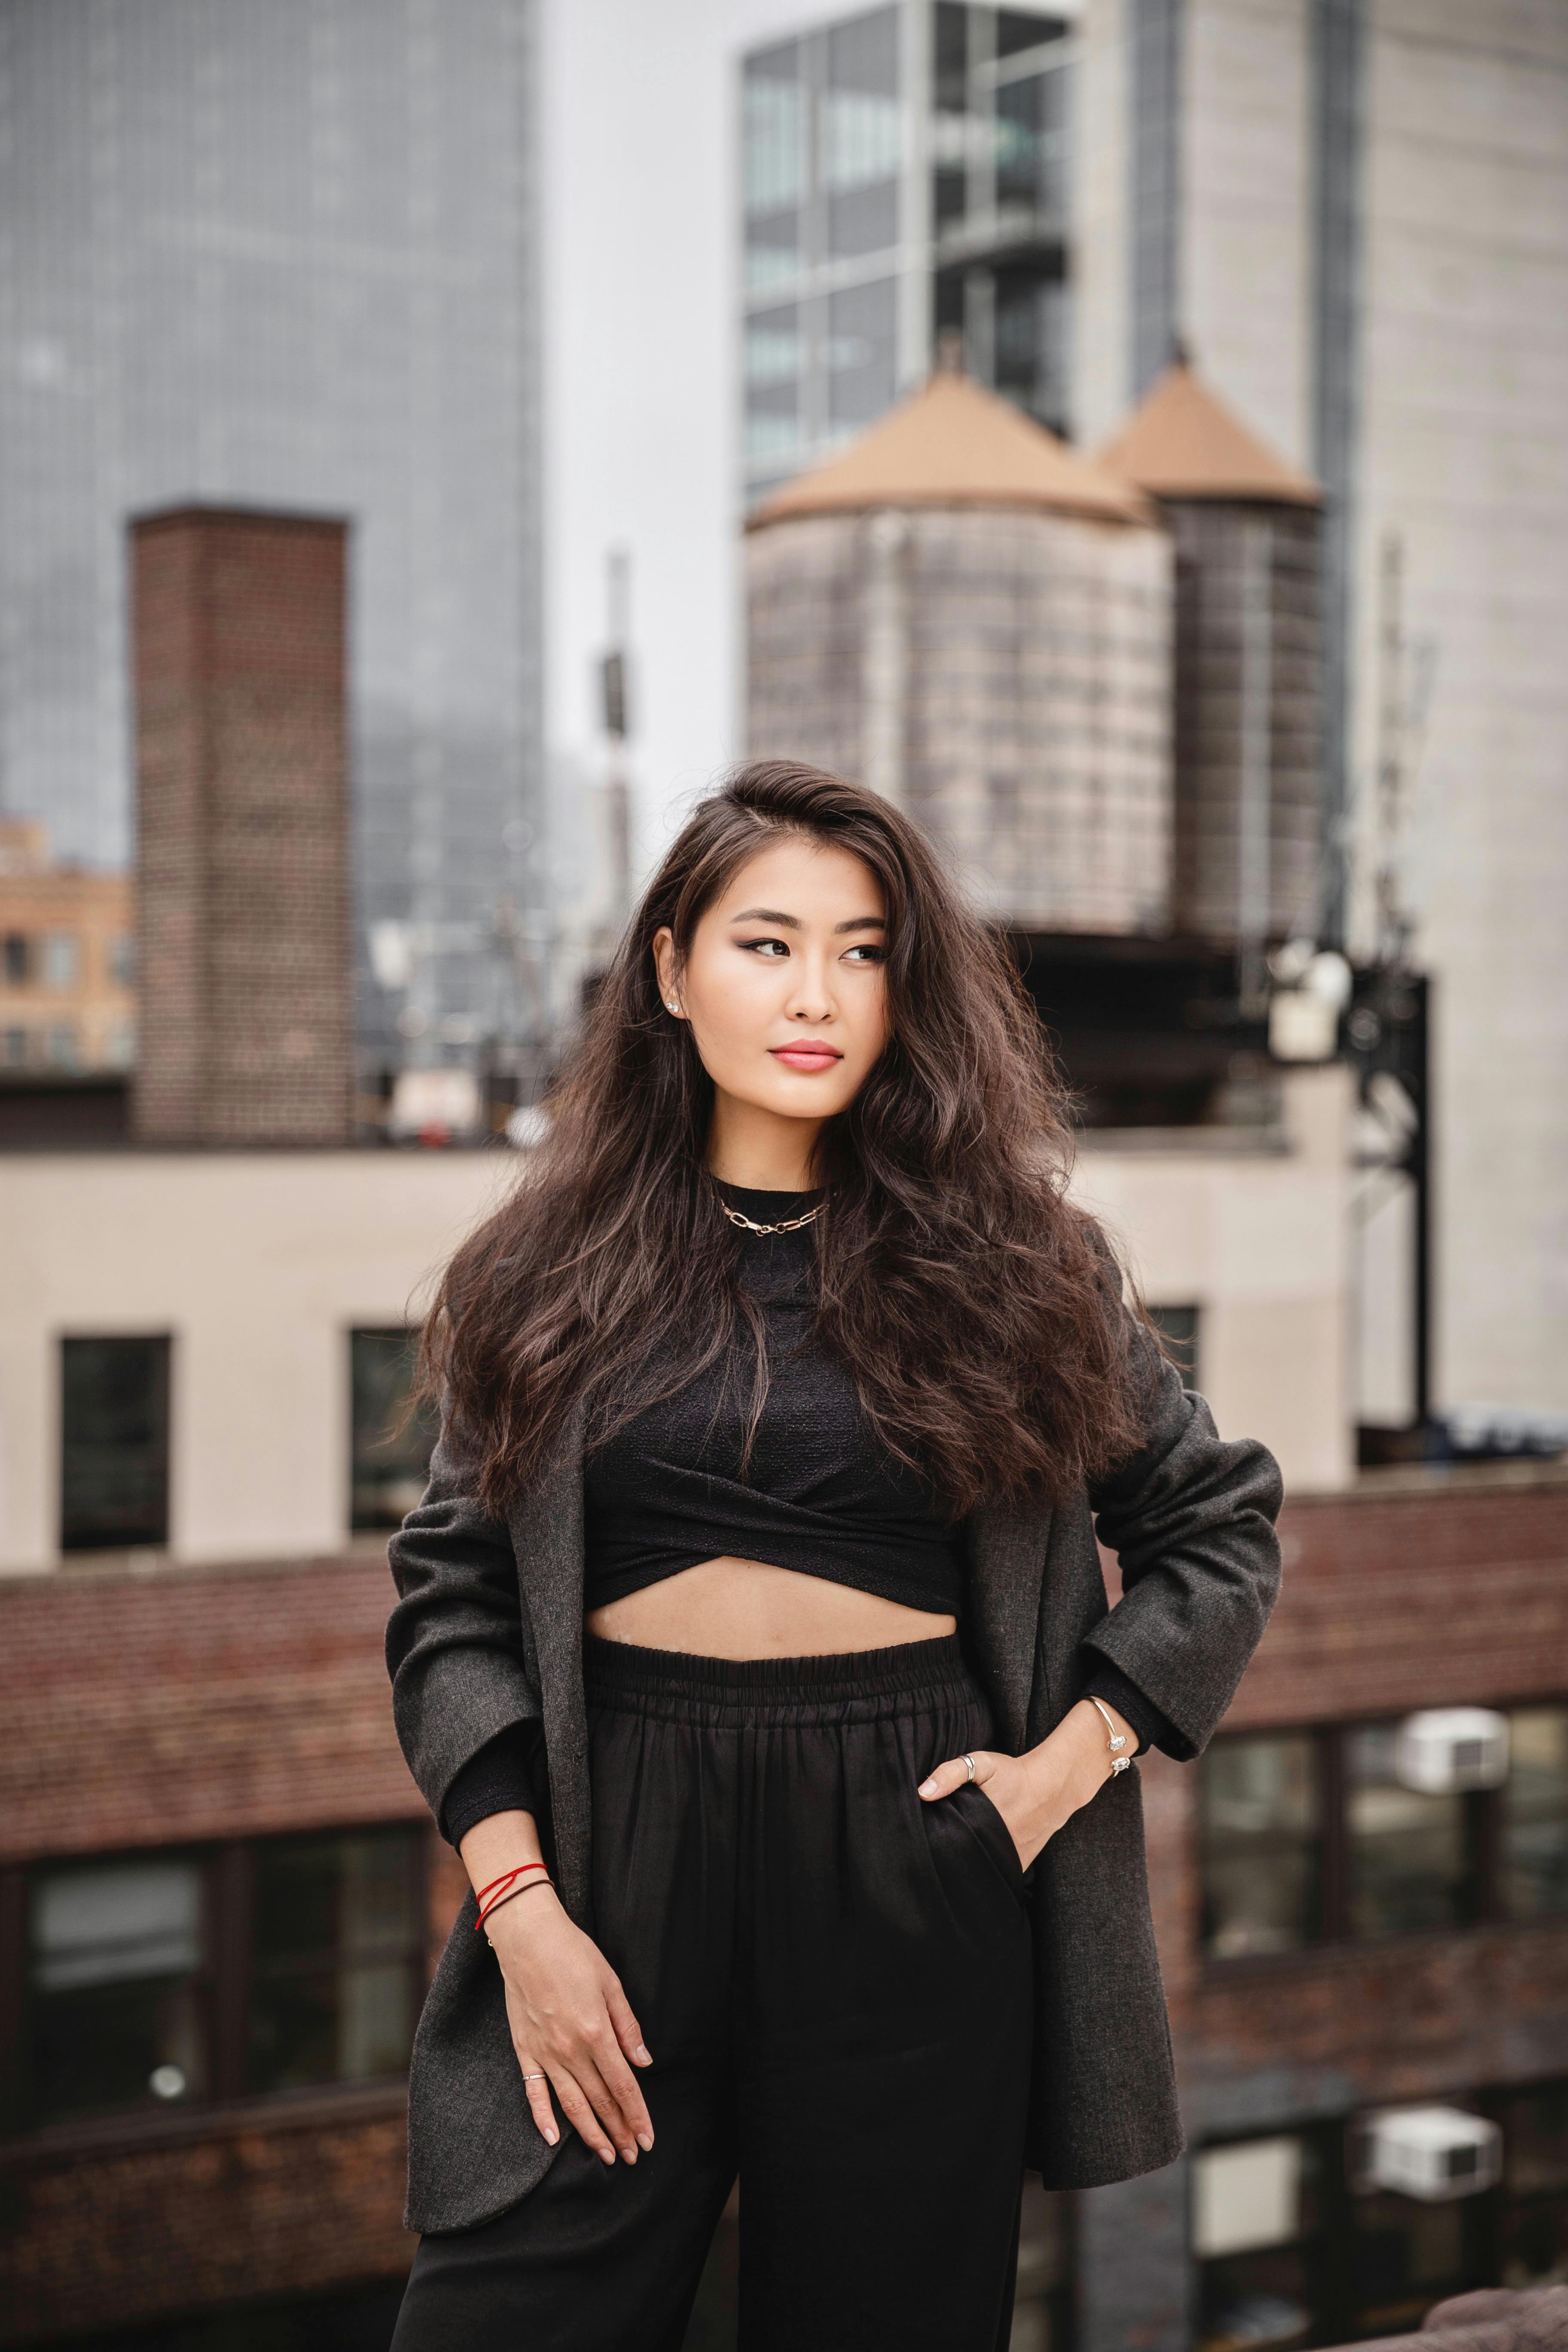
[{"x1": 131, "y1": 506, "x2": 353, "y2": 1145}]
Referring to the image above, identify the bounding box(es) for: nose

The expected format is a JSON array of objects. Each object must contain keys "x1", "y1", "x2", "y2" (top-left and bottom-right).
[{"x1": 784, "y1": 951, "x2": 834, "y2": 1024}]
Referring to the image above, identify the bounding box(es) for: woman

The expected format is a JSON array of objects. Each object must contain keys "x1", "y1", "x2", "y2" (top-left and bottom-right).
[{"x1": 386, "y1": 760, "x2": 1283, "y2": 2351}]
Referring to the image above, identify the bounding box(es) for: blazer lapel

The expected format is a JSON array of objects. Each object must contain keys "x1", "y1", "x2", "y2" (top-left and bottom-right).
[
  {"x1": 965, "y1": 1493, "x2": 1054, "y2": 1752},
  {"x1": 505, "y1": 1403, "x2": 593, "y2": 1923}
]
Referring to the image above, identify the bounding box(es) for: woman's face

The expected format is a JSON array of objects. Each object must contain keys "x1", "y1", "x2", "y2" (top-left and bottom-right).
[{"x1": 653, "y1": 834, "x2": 891, "y2": 1135}]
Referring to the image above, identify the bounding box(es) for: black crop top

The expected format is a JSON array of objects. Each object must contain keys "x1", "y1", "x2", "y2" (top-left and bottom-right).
[
  {"x1": 582, "y1": 1181, "x2": 967, "y2": 1618},
  {"x1": 439, "y1": 1181, "x2": 1176, "y2": 1847}
]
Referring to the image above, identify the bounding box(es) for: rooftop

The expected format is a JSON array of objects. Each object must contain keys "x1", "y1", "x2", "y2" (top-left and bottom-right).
[
  {"x1": 747, "y1": 366, "x2": 1152, "y2": 530},
  {"x1": 1096, "y1": 357, "x2": 1322, "y2": 507}
]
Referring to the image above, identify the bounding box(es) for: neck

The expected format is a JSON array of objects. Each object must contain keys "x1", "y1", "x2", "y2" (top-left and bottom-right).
[{"x1": 704, "y1": 1090, "x2": 824, "y2": 1192}]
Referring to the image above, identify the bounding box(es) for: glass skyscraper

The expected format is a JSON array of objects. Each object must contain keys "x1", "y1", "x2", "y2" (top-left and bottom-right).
[
  {"x1": 741, "y1": 3, "x2": 1075, "y2": 504},
  {"x1": 0, "y1": 0, "x2": 543, "y2": 1079}
]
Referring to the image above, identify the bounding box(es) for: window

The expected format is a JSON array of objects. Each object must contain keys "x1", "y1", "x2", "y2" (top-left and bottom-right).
[
  {"x1": 3, "y1": 1024, "x2": 27, "y2": 1066},
  {"x1": 248, "y1": 1829, "x2": 425, "y2": 2094},
  {"x1": 1201, "y1": 1706, "x2": 1566, "y2": 1961},
  {"x1": 46, "y1": 1021, "x2": 79, "y2": 1069},
  {"x1": 4, "y1": 1827, "x2": 425, "y2": 2136},
  {"x1": 828, "y1": 276, "x2": 897, "y2": 429},
  {"x1": 1148, "y1": 1302, "x2": 1200, "y2": 1390},
  {"x1": 1503, "y1": 1707, "x2": 1568, "y2": 1919},
  {"x1": 60, "y1": 1335, "x2": 172, "y2": 1552},
  {"x1": 1495, "y1": 2080, "x2": 1568, "y2": 2290},
  {"x1": 43, "y1": 931, "x2": 80, "y2": 988},
  {"x1": 349, "y1": 1328, "x2": 435, "y2": 1531},
  {"x1": 109, "y1": 931, "x2": 135, "y2": 987},
  {"x1": 1194, "y1": 2131, "x2": 1321, "y2": 2352},
  {"x1": 25, "y1": 1856, "x2": 209, "y2": 2128},
  {"x1": 1200, "y1": 1733, "x2": 1321, "y2": 1958},
  {"x1": 3, "y1": 931, "x2": 28, "y2": 983},
  {"x1": 1345, "y1": 1722, "x2": 1475, "y2": 1938}
]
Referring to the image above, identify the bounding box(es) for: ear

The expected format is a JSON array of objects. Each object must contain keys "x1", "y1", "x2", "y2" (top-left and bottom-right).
[{"x1": 651, "y1": 927, "x2": 680, "y2": 1010}]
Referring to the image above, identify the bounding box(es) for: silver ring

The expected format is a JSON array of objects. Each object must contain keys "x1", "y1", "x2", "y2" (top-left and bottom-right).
[
  {"x1": 522, "y1": 2071, "x2": 547, "y2": 2082},
  {"x1": 962, "y1": 1753, "x2": 976, "y2": 1782}
]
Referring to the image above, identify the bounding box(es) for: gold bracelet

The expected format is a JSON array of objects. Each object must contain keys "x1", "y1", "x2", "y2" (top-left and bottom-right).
[{"x1": 1088, "y1": 1694, "x2": 1132, "y2": 1776}]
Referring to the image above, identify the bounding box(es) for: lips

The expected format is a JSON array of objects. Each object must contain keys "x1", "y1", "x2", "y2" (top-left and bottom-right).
[{"x1": 769, "y1": 1042, "x2": 843, "y2": 1072}]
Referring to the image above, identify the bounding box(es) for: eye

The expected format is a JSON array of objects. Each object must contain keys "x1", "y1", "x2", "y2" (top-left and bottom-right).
[
  {"x1": 843, "y1": 943, "x2": 886, "y2": 963},
  {"x1": 736, "y1": 935, "x2": 790, "y2": 957}
]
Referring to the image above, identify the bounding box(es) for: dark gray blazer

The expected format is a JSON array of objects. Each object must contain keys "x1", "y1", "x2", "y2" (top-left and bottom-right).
[{"x1": 386, "y1": 1345, "x2": 1283, "y2": 2234}]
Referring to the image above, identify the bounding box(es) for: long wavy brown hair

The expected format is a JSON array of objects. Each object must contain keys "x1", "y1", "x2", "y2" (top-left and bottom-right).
[{"x1": 421, "y1": 759, "x2": 1152, "y2": 1516}]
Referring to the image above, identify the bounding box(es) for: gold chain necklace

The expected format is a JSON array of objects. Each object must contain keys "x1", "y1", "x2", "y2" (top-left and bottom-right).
[{"x1": 719, "y1": 1199, "x2": 826, "y2": 1237}]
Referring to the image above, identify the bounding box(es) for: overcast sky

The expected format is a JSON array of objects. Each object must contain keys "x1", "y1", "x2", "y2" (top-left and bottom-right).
[{"x1": 541, "y1": 0, "x2": 824, "y2": 881}]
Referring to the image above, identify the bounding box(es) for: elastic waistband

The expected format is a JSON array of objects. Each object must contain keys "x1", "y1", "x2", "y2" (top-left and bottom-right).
[{"x1": 582, "y1": 1630, "x2": 977, "y2": 1722}]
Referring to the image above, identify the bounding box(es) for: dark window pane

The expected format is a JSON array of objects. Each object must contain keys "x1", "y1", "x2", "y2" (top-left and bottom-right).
[
  {"x1": 1148, "y1": 1304, "x2": 1200, "y2": 1390},
  {"x1": 1501, "y1": 2082, "x2": 1568, "y2": 2195},
  {"x1": 998, "y1": 10, "x2": 1069, "y2": 57},
  {"x1": 26, "y1": 1857, "x2": 208, "y2": 2125},
  {"x1": 1345, "y1": 1724, "x2": 1472, "y2": 1937},
  {"x1": 350, "y1": 1328, "x2": 435, "y2": 1532},
  {"x1": 1500, "y1": 2192, "x2": 1568, "y2": 2291},
  {"x1": 1200, "y1": 1733, "x2": 1321, "y2": 1958},
  {"x1": 1504, "y1": 1707, "x2": 1568, "y2": 1919},
  {"x1": 248, "y1": 1828, "x2": 422, "y2": 2094},
  {"x1": 60, "y1": 1335, "x2": 171, "y2": 1550},
  {"x1": 1347, "y1": 2188, "x2": 1476, "y2": 2338},
  {"x1": 1198, "y1": 2251, "x2": 1314, "y2": 2352},
  {"x1": 3, "y1": 931, "x2": 29, "y2": 983}
]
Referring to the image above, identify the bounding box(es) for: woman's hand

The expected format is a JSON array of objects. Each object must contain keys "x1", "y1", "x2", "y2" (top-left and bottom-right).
[
  {"x1": 486, "y1": 1886, "x2": 655, "y2": 2165},
  {"x1": 917, "y1": 1697, "x2": 1132, "y2": 1871}
]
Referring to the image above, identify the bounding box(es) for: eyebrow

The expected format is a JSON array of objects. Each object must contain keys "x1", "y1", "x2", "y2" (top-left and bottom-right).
[{"x1": 728, "y1": 906, "x2": 886, "y2": 934}]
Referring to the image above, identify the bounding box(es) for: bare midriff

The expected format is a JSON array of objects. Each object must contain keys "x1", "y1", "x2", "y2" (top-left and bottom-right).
[{"x1": 584, "y1": 1555, "x2": 957, "y2": 1660}]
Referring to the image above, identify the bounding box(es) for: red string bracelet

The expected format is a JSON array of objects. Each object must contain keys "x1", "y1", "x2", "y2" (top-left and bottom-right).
[
  {"x1": 476, "y1": 1872, "x2": 554, "y2": 1933},
  {"x1": 475, "y1": 1863, "x2": 549, "y2": 1908}
]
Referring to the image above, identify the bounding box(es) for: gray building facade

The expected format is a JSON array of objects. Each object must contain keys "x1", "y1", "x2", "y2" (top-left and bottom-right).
[
  {"x1": 741, "y1": 2, "x2": 1078, "y2": 504},
  {"x1": 0, "y1": 0, "x2": 544, "y2": 1082}
]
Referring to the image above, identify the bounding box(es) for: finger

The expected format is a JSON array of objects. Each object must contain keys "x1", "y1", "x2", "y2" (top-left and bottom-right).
[
  {"x1": 605, "y1": 1981, "x2": 654, "y2": 2072},
  {"x1": 918, "y1": 1752, "x2": 988, "y2": 1801},
  {"x1": 590, "y1": 2023, "x2": 655, "y2": 2153},
  {"x1": 517, "y1": 2055, "x2": 560, "y2": 2148},
  {"x1": 569, "y1": 2049, "x2": 644, "y2": 2163},
  {"x1": 551, "y1": 2068, "x2": 619, "y2": 2165}
]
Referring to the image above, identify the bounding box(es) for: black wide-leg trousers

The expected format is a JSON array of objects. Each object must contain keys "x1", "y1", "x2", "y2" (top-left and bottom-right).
[{"x1": 392, "y1": 1633, "x2": 1035, "y2": 2352}]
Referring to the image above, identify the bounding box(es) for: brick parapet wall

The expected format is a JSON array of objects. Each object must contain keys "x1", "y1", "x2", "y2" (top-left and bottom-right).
[
  {"x1": 132, "y1": 506, "x2": 352, "y2": 1147},
  {"x1": 0, "y1": 2093, "x2": 412, "y2": 2344},
  {"x1": 0, "y1": 1552, "x2": 421, "y2": 1864}
]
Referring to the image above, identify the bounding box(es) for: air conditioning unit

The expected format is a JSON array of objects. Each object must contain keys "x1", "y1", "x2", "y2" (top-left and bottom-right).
[
  {"x1": 1394, "y1": 1707, "x2": 1510, "y2": 1794},
  {"x1": 1360, "y1": 2106, "x2": 1502, "y2": 2202}
]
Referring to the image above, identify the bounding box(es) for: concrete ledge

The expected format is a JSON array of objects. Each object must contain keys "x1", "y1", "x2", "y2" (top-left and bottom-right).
[{"x1": 1323, "y1": 2284, "x2": 1568, "y2": 2350}]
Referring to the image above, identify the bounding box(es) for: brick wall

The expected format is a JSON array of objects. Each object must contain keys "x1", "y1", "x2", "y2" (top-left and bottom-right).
[
  {"x1": 0, "y1": 2093, "x2": 411, "y2": 2345},
  {"x1": 132, "y1": 507, "x2": 352, "y2": 1146},
  {"x1": 0, "y1": 1553, "x2": 421, "y2": 1864}
]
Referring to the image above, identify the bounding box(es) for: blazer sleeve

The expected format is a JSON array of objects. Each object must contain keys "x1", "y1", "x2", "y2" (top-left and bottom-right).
[
  {"x1": 384, "y1": 1398, "x2": 542, "y2": 1831},
  {"x1": 1080, "y1": 1332, "x2": 1284, "y2": 1762}
]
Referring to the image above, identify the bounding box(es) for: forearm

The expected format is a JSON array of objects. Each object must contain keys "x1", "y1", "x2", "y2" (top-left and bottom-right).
[
  {"x1": 459, "y1": 1806, "x2": 545, "y2": 1898},
  {"x1": 1019, "y1": 1696, "x2": 1133, "y2": 1826}
]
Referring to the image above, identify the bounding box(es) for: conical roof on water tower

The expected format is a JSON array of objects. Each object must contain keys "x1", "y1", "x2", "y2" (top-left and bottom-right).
[
  {"x1": 745, "y1": 368, "x2": 1174, "y2": 938},
  {"x1": 747, "y1": 368, "x2": 1155, "y2": 530},
  {"x1": 1094, "y1": 358, "x2": 1321, "y2": 508},
  {"x1": 1094, "y1": 360, "x2": 1325, "y2": 953}
]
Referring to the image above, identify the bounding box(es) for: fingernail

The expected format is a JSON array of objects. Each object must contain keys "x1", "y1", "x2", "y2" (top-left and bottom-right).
[
  {"x1": 638, "y1": 2132, "x2": 654, "y2": 2152},
  {"x1": 601, "y1": 2149, "x2": 616, "y2": 2165},
  {"x1": 623, "y1": 2147, "x2": 637, "y2": 2164},
  {"x1": 634, "y1": 2044, "x2": 652, "y2": 2065},
  {"x1": 544, "y1": 2128, "x2": 558, "y2": 2146},
  {"x1": 918, "y1": 1779, "x2": 937, "y2": 1796}
]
